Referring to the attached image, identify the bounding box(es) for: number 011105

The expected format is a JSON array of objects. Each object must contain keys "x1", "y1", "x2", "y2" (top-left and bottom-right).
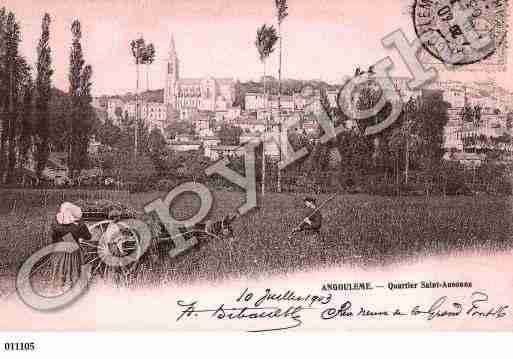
[{"x1": 4, "y1": 342, "x2": 36, "y2": 351}]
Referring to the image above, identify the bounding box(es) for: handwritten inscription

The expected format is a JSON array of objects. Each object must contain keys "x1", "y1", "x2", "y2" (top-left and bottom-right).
[
  {"x1": 411, "y1": 291, "x2": 508, "y2": 321},
  {"x1": 176, "y1": 289, "x2": 509, "y2": 332},
  {"x1": 177, "y1": 288, "x2": 331, "y2": 332}
]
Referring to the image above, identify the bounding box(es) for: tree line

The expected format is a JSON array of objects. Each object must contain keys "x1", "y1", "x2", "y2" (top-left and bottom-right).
[
  {"x1": 0, "y1": 7, "x2": 95, "y2": 185},
  {"x1": 282, "y1": 68, "x2": 451, "y2": 192},
  {"x1": 278, "y1": 68, "x2": 511, "y2": 195}
]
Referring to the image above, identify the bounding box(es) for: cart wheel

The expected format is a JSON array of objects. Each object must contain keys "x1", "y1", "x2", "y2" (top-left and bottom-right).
[
  {"x1": 24, "y1": 252, "x2": 67, "y2": 297},
  {"x1": 85, "y1": 220, "x2": 145, "y2": 285},
  {"x1": 25, "y1": 240, "x2": 83, "y2": 298}
]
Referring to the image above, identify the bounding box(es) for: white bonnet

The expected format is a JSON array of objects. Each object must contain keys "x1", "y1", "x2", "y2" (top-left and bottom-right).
[{"x1": 56, "y1": 202, "x2": 83, "y2": 225}]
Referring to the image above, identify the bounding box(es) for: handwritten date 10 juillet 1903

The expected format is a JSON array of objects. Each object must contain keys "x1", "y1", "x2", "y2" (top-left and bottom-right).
[{"x1": 176, "y1": 288, "x2": 509, "y2": 332}]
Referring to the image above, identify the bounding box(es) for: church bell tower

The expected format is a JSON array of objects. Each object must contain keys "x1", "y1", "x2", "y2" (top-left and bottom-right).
[{"x1": 164, "y1": 35, "x2": 179, "y2": 109}]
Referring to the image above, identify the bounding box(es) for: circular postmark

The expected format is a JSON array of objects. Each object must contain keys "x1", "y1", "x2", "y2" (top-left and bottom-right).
[{"x1": 413, "y1": 0, "x2": 507, "y2": 65}]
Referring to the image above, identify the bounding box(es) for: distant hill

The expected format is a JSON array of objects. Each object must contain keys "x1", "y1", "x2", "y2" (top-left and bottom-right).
[
  {"x1": 96, "y1": 89, "x2": 165, "y2": 107},
  {"x1": 95, "y1": 79, "x2": 338, "y2": 110},
  {"x1": 239, "y1": 78, "x2": 337, "y2": 96}
]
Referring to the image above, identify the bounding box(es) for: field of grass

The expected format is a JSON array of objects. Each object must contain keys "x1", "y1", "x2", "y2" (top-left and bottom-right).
[{"x1": 1, "y1": 188, "x2": 512, "y2": 293}]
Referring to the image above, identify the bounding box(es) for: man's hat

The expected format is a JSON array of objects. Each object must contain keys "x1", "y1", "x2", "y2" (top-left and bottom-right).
[{"x1": 303, "y1": 197, "x2": 316, "y2": 205}]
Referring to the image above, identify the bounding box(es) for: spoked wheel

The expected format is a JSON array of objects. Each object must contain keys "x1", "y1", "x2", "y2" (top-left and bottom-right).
[
  {"x1": 25, "y1": 252, "x2": 69, "y2": 298},
  {"x1": 85, "y1": 220, "x2": 146, "y2": 285},
  {"x1": 24, "y1": 239, "x2": 85, "y2": 298}
]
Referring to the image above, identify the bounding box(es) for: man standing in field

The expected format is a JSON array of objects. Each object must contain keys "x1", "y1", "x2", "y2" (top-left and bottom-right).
[{"x1": 288, "y1": 197, "x2": 323, "y2": 240}]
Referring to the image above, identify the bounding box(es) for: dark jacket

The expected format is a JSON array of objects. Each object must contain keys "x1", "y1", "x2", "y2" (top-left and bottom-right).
[
  {"x1": 299, "y1": 208, "x2": 322, "y2": 232},
  {"x1": 51, "y1": 220, "x2": 92, "y2": 244}
]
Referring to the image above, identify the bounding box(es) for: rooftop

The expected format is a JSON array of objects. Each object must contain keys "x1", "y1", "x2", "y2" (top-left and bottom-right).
[
  {"x1": 168, "y1": 141, "x2": 202, "y2": 146},
  {"x1": 211, "y1": 145, "x2": 243, "y2": 151}
]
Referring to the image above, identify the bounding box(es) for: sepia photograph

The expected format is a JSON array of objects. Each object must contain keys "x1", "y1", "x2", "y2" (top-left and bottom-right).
[{"x1": 0, "y1": 0, "x2": 511, "y2": 336}]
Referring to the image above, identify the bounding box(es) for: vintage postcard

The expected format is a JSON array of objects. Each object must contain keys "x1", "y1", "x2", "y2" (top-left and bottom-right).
[{"x1": 0, "y1": 0, "x2": 512, "y2": 336}]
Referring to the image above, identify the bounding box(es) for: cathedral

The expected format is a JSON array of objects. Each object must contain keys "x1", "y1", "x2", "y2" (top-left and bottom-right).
[{"x1": 164, "y1": 35, "x2": 235, "y2": 118}]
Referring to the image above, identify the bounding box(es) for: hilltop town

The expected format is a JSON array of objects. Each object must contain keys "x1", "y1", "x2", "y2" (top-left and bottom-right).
[{"x1": 90, "y1": 35, "x2": 512, "y2": 171}]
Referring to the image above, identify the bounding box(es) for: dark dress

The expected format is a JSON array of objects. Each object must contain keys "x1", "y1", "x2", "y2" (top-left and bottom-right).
[{"x1": 51, "y1": 221, "x2": 92, "y2": 287}]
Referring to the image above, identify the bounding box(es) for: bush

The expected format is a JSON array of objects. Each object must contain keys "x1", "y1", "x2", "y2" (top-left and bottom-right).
[
  {"x1": 362, "y1": 182, "x2": 425, "y2": 197},
  {"x1": 116, "y1": 154, "x2": 156, "y2": 184},
  {"x1": 492, "y1": 176, "x2": 512, "y2": 195},
  {"x1": 366, "y1": 183, "x2": 397, "y2": 196},
  {"x1": 439, "y1": 161, "x2": 472, "y2": 196},
  {"x1": 156, "y1": 179, "x2": 179, "y2": 192},
  {"x1": 346, "y1": 185, "x2": 364, "y2": 194},
  {"x1": 442, "y1": 174, "x2": 472, "y2": 195},
  {"x1": 124, "y1": 181, "x2": 153, "y2": 193}
]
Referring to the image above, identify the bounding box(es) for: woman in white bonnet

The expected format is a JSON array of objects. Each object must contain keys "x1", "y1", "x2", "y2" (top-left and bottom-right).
[{"x1": 51, "y1": 202, "x2": 91, "y2": 287}]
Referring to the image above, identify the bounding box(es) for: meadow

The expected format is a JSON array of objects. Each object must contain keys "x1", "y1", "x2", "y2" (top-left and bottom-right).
[{"x1": 0, "y1": 188, "x2": 512, "y2": 294}]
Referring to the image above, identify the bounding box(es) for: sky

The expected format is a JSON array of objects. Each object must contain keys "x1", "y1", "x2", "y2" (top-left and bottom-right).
[{"x1": 3, "y1": 0, "x2": 513, "y2": 96}]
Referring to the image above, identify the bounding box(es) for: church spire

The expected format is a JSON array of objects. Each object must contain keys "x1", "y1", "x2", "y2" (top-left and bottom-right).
[
  {"x1": 165, "y1": 34, "x2": 179, "y2": 107},
  {"x1": 169, "y1": 34, "x2": 176, "y2": 58}
]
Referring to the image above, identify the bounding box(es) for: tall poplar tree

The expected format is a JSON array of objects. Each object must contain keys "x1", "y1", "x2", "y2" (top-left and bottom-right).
[
  {"x1": 18, "y1": 76, "x2": 33, "y2": 171},
  {"x1": 130, "y1": 37, "x2": 146, "y2": 157},
  {"x1": 0, "y1": 7, "x2": 7, "y2": 180},
  {"x1": 68, "y1": 20, "x2": 84, "y2": 176},
  {"x1": 34, "y1": 13, "x2": 53, "y2": 178},
  {"x1": 274, "y1": 0, "x2": 288, "y2": 193},
  {"x1": 76, "y1": 64, "x2": 93, "y2": 171},
  {"x1": 68, "y1": 19, "x2": 95, "y2": 177},
  {"x1": 2, "y1": 11, "x2": 26, "y2": 183},
  {"x1": 255, "y1": 24, "x2": 278, "y2": 195}
]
